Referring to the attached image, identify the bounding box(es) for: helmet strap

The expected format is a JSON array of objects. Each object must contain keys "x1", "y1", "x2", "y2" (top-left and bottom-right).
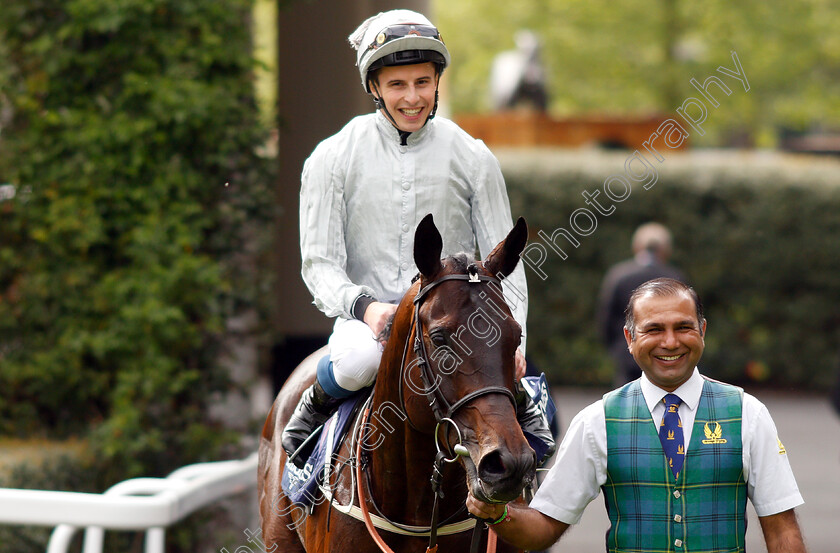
[{"x1": 428, "y1": 89, "x2": 439, "y2": 121}]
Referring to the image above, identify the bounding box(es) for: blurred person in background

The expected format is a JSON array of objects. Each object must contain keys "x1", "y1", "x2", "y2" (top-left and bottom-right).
[
  {"x1": 598, "y1": 222, "x2": 686, "y2": 386},
  {"x1": 489, "y1": 29, "x2": 549, "y2": 112}
]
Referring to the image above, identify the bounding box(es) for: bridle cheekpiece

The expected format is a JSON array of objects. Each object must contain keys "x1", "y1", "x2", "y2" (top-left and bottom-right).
[{"x1": 409, "y1": 266, "x2": 517, "y2": 425}]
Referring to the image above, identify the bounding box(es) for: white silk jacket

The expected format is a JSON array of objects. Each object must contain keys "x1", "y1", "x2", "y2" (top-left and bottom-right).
[{"x1": 299, "y1": 110, "x2": 529, "y2": 351}]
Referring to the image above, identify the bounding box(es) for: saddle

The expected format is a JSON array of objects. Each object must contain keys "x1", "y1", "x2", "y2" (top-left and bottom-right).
[
  {"x1": 281, "y1": 392, "x2": 367, "y2": 507},
  {"x1": 519, "y1": 373, "x2": 556, "y2": 462}
]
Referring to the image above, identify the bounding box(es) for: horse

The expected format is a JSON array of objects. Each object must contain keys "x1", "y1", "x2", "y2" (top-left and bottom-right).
[{"x1": 258, "y1": 214, "x2": 536, "y2": 552}]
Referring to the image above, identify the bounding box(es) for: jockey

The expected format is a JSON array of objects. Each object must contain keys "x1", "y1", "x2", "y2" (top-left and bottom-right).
[{"x1": 282, "y1": 9, "x2": 555, "y2": 468}]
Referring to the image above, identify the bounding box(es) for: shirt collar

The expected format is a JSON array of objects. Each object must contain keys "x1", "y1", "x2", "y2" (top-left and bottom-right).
[{"x1": 640, "y1": 367, "x2": 703, "y2": 412}]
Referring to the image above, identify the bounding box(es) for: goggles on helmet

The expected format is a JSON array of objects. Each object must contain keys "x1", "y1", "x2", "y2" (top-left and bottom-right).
[
  {"x1": 367, "y1": 49, "x2": 446, "y2": 74},
  {"x1": 351, "y1": 10, "x2": 451, "y2": 94},
  {"x1": 365, "y1": 24, "x2": 443, "y2": 53}
]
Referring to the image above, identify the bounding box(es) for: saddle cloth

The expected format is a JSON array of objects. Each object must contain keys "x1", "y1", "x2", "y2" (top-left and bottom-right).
[{"x1": 281, "y1": 393, "x2": 365, "y2": 507}]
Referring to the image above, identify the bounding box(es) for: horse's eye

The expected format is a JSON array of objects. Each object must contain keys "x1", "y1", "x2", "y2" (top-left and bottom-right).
[{"x1": 429, "y1": 331, "x2": 448, "y2": 347}]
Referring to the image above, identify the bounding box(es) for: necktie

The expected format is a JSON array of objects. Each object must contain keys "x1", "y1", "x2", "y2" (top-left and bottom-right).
[{"x1": 658, "y1": 393, "x2": 685, "y2": 479}]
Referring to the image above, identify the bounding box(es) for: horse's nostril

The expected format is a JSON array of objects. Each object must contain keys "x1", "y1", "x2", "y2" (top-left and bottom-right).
[
  {"x1": 474, "y1": 448, "x2": 536, "y2": 502},
  {"x1": 477, "y1": 448, "x2": 537, "y2": 487},
  {"x1": 478, "y1": 450, "x2": 508, "y2": 481}
]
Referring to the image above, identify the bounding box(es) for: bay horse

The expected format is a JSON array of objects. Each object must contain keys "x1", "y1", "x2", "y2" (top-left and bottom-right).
[{"x1": 258, "y1": 214, "x2": 535, "y2": 552}]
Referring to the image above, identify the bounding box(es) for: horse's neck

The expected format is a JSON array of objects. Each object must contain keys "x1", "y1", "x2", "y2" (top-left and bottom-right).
[
  {"x1": 365, "y1": 326, "x2": 468, "y2": 521},
  {"x1": 361, "y1": 291, "x2": 468, "y2": 521}
]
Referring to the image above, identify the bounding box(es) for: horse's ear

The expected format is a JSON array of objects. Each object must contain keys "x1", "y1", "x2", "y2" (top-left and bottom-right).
[
  {"x1": 484, "y1": 217, "x2": 528, "y2": 278},
  {"x1": 414, "y1": 213, "x2": 443, "y2": 278}
]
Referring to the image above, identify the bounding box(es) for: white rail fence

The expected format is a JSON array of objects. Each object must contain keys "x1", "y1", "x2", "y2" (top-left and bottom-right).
[{"x1": 0, "y1": 452, "x2": 259, "y2": 553}]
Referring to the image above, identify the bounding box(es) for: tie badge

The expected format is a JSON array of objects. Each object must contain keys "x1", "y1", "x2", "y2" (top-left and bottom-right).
[{"x1": 701, "y1": 422, "x2": 728, "y2": 444}]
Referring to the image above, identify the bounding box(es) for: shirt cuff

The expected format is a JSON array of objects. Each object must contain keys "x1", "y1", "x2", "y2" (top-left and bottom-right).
[
  {"x1": 529, "y1": 497, "x2": 582, "y2": 525},
  {"x1": 753, "y1": 493, "x2": 805, "y2": 518},
  {"x1": 351, "y1": 294, "x2": 376, "y2": 321}
]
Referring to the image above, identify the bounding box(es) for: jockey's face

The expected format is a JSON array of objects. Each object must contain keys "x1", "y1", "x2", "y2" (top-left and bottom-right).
[
  {"x1": 624, "y1": 292, "x2": 706, "y2": 392},
  {"x1": 372, "y1": 62, "x2": 438, "y2": 133}
]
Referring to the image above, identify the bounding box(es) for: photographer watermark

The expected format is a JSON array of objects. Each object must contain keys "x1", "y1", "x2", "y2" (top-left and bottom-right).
[
  {"x1": 260, "y1": 52, "x2": 752, "y2": 533},
  {"x1": 521, "y1": 50, "x2": 749, "y2": 280},
  {"x1": 220, "y1": 527, "x2": 276, "y2": 553}
]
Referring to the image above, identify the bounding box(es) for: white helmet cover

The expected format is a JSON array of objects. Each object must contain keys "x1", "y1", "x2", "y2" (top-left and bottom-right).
[{"x1": 348, "y1": 9, "x2": 451, "y2": 93}]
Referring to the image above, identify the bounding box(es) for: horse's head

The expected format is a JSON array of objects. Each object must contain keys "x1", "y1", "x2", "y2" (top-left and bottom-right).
[{"x1": 403, "y1": 213, "x2": 536, "y2": 503}]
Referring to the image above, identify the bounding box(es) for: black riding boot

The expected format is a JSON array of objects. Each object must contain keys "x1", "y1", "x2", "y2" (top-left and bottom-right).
[
  {"x1": 281, "y1": 380, "x2": 342, "y2": 469},
  {"x1": 515, "y1": 380, "x2": 556, "y2": 466}
]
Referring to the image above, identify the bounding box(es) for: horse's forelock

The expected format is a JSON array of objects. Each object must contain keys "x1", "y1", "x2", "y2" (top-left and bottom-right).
[{"x1": 446, "y1": 252, "x2": 477, "y2": 274}]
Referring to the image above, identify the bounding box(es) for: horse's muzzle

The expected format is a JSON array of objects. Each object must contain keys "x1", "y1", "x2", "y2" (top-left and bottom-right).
[{"x1": 466, "y1": 447, "x2": 536, "y2": 503}]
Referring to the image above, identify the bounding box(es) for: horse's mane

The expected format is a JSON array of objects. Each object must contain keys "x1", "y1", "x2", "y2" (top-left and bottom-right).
[
  {"x1": 376, "y1": 252, "x2": 478, "y2": 343},
  {"x1": 376, "y1": 316, "x2": 395, "y2": 343}
]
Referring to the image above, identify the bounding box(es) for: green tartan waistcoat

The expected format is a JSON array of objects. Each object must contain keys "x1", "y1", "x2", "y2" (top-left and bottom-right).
[{"x1": 602, "y1": 378, "x2": 746, "y2": 553}]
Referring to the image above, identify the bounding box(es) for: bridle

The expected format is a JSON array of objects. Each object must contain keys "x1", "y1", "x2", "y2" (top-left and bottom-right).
[
  {"x1": 406, "y1": 267, "x2": 517, "y2": 427},
  {"x1": 355, "y1": 265, "x2": 516, "y2": 553}
]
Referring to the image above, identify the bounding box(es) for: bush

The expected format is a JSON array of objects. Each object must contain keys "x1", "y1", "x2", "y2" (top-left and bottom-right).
[
  {"x1": 0, "y1": 0, "x2": 273, "y2": 479},
  {"x1": 500, "y1": 148, "x2": 840, "y2": 389}
]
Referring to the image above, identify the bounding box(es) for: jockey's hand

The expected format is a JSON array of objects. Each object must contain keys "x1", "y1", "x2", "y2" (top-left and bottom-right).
[
  {"x1": 364, "y1": 301, "x2": 398, "y2": 344},
  {"x1": 515, "y1": 348, "x2": 527, "y2": 381}
]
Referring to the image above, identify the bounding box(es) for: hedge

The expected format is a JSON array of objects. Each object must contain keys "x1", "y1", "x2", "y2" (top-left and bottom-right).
[
  {"x1": 0, "y1": 0, "x2": 274, "y2": 480},
  {"x1": 499, "y1": 148, "x2": 840, "y2": 389}
]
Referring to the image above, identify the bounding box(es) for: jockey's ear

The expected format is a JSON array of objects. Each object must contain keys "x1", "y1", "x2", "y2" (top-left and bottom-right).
[
  {"x1": 484, "y1": 217, "x2": 528, "y2": 278},
  {"x1": 414, "y1": 213, "x2": 443, "y2": 278}
]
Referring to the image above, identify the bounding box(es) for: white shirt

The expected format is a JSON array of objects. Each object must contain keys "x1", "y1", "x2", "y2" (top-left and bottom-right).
[
  {"x1": 531, "y1": 368, "x2": 804, "y2": 524},
  {"x1": 299, "y1": 111, "x2": 528, "y2": 349}
]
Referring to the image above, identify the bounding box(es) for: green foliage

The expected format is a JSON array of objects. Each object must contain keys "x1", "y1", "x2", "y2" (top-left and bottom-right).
[
  {"x1": 0, "y1": 0, "x2": 273, "y2": 479},
  {"x1": 434, "y1": 0, "x2": 840, "y2": 146},
  {"x1": 500, "y1": 149, "x2": 840, "y2": 388}
]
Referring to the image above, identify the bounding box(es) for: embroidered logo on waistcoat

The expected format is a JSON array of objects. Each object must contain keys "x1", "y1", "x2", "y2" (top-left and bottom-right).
[{"x1": 701, "y1": 421, "x2": 727, "y2": 444}]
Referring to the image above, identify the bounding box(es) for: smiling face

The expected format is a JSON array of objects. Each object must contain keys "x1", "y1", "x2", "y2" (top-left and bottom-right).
[
  {"x1": 371, "y1": 62, "x2": 438, "y2": 133},
  {"x1": 624, "y1": 291, "x2": 706, "y2": 391}
]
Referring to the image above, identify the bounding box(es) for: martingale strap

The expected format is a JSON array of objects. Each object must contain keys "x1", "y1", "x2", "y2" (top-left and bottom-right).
[{"x1": 319, "y1": 402, "x2": 478, "y2": 537}]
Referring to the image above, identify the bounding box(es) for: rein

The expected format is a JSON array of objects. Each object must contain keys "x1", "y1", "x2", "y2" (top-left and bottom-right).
[{"x1": 354, "y1": 267, "x2": 511, "y2": 553}]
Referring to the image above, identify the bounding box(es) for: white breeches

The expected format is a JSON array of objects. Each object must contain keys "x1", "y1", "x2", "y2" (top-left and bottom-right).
[{"x1": 327, "y1": 317, "x2": 384, "y2": 392}]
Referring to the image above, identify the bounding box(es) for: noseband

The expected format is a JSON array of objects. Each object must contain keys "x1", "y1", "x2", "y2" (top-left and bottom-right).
[{"x1": 405, "y1": 267, "x2": 517, "y2": 427}]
